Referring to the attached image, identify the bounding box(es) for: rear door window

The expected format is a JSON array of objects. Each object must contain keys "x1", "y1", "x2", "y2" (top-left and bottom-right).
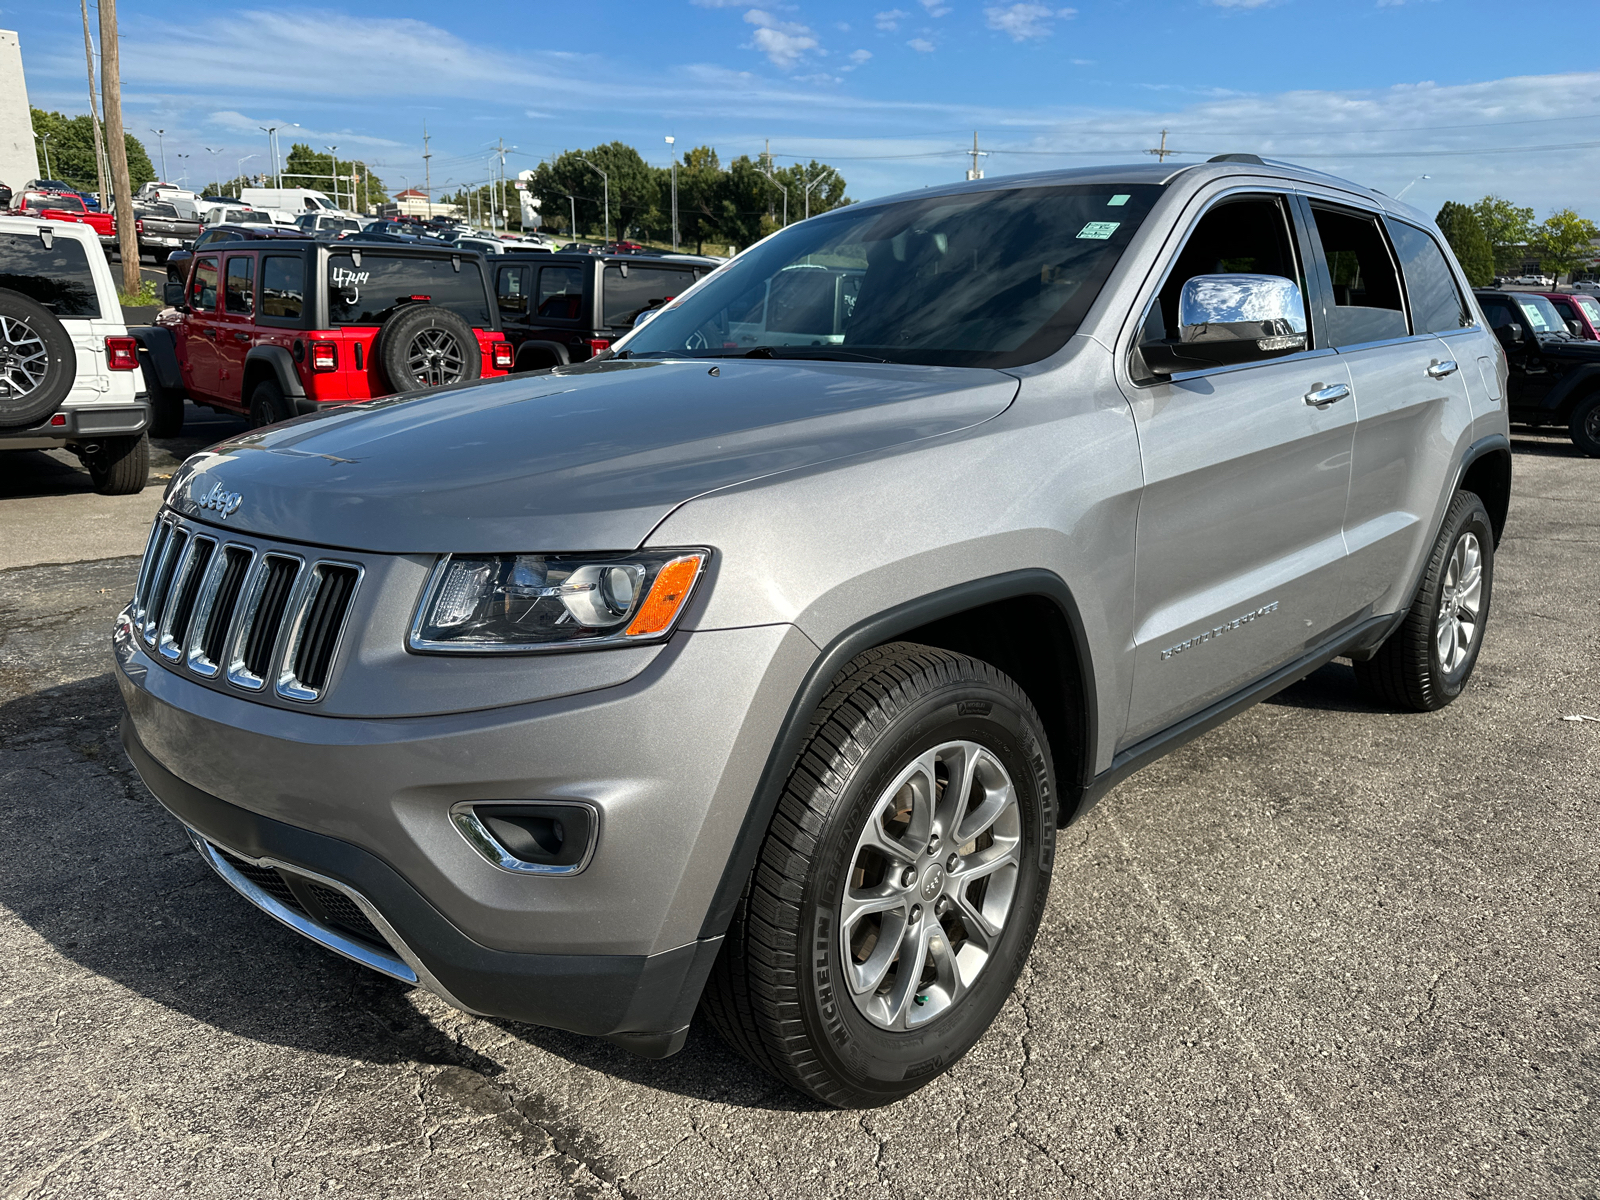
[
  {"x1": 1386, "y1": 220, "x2": 1470, "y2": 334},
  {"x1": 1308, "y1": 205, "x2": 1408, "y2": 346},
  {"x1": 536, "y1": 265, "x2": 584, "y2": 321},
  {"x1": 0, "y1": 231, "x2": 102, "y2": 318},
  {"x1": 224, "y1": 255, "x2": 255, "y2": 315},
  {"x1": 496, "y1": 264, "x2": 530, "y2": 316},
  {"x1": 260, "y1": 255, "x2": 304, "y2": 320},
  {"x1": 326, "y1": 252, "x2": 491, "y2": 327},
  {"x1": 602, "y1": 265, "x2": 695, "y2": 327}
]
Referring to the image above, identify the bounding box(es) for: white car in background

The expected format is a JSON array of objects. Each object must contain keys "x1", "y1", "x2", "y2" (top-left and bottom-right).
[{"x1": 0, "y1": 216, "x2": 149, "y2": 493}]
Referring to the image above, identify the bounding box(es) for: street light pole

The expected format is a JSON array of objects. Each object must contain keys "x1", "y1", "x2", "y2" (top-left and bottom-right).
[
  {"x1": 576, "y1": 156, "x2": 609, "y2": 243},
  {"x1": 235, "y1": 154, "x2": 256, "y2": 197},
  {"x1": 259, "y1": 125, "x2": 277, "y2": 188},
  {"x1": 1395, "y1": 173, "x2": 1431, "y2": 200},
  {"x1": 149, "y1": 128, "x2": 166, "y2": 179},
  {"x1": 665, "y1": 135, "x2": 677, "y2": 250},
  {"x1": 175, "y1": 151, "x2": 189, "y2": 187},
  {"x1": 803, "y1": 167, "x2": 835, "y2": 221},
  {"x1": 326, "y1": 145, "x2": 339, "y2": 209},
  {"x1": 38, "y1": 132, "x2": 51, "y2": 179}
]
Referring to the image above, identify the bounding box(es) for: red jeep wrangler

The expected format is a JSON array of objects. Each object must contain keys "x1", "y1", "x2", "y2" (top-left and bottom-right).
[{"x1": 131, "y1": 240, "x2": 512, "y2": 434}]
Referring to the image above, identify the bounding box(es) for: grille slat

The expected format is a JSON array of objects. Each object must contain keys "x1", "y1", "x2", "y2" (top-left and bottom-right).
[
  {"x1": 133, "y1": 515, "x2": 361, "y2": 704},
  {"x1": 216, "y1": 849, "x2": 308, "y2": 916},
  {"x1": 307, "y1": 883, "x2": 387, "y2": 948}
]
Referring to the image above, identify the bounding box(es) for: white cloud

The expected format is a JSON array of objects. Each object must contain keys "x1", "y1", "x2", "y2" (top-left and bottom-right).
[
  {"x1": 920, "y1": 0, "x2": 953, "y2": 15},
  {"x1": 208, "y1": 109, "x2": 403, "y2": 147},
  {"x1": 690, "y1": 0, "x2": 748, "y2": 6},
  {"x1": 875, "y1": 9, "x2": 910, "y2": 30},
  {"x1": 744, "y1": 9, "x2": 820, "y2": 69},
  {"x1": 850, "y1": 48, "x2": 873, "y2": 62},
  {"x1": 984, "y1": 4, "x2": 1075, "y2": 40},
  {"x1": 908, "y1": 37, "x2": 936, "y2": 51}
]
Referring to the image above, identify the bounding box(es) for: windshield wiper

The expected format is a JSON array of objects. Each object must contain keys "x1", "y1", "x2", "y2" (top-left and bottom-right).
[{"x1": 677, "y1": 345, "x2": 890, "y2": 363}]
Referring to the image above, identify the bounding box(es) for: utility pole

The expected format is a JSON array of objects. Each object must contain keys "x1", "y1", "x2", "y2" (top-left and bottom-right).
[
  {"x1": 665, "y1": 136, "x2": 678, "y2": 249},
  {"x1": 79, "y1": 0, "x2": 109, "y2": 208},
  {"x1": 966, "y1": 131, "x2": 987, "y2": 181},
  {"x1": 497, "y1": 138, "x2": 507, "y2": 230},
  {"x1": 99, "y1": 0, "x2": 140, "y2": 293},
  {"x1": 1145, "y1": 129, "x2": 1174, "y2": 162},
  {"x1": 422, "y1": 122, "x2": 432, "y2": 217}
]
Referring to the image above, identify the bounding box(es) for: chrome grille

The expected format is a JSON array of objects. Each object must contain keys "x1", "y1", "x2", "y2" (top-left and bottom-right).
[{"x1": 132, "y1": 513, "x2": 363, "y2": 703}]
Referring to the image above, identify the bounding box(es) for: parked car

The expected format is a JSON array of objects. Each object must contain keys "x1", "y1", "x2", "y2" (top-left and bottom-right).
[
  {"x1": 133, "y1": 201, "x2": 204, "y2": 264},
  {"x1": 134, "y1": 183, "x2": 201, "y2": 220},
  {"x1": 0, "y1": 216, "x2": 149, "y2": 492},
  {"x1": 131, "y1": 238, "x2": 513, "y2": 433},
  {"x1": 1539, "y1": 290, "x2": 1600, "y2": 341},
  {"x1": 162, "y1": 223, "x2": 306, "y2": 283},
  {"x1": 202, "y1": 204, "x2": 275, "y2": 227},
  {"x1": 1571, "y1": 280, "x2": 1600, "y2": 295},
  {"x1": 295, "y1": 212, "x2": 369, "y2": 238},
  {"x1": 10, "y1": 189, "x2": 115, "y2": 247},
  {"x1": 493, "y1": 250, "x2": 718, "y2": 370},
  {"x1": 1474, "y1": 288, "x2": 1600, "y2": 455},
  {"x1": 116, "y1": 157, "x2": 1512, "y2": 1107}
]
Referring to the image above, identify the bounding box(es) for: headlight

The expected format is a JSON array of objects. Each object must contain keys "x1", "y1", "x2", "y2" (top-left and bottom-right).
[{"x1": 409, "y1": 550, "x2": 709, "y2": 652}]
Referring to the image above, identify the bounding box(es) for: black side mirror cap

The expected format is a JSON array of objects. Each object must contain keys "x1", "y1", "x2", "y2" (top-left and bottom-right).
[
  {"x1": 162, "y1": 282, "x2": 185, "y2": 307},
  {"x1": 1494, "y1": 322, "x2": 1523, "y2": 347}
]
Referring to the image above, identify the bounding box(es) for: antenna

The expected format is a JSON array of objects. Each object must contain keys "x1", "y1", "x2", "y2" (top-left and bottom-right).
[{"x1": 966, "y1": 132, "x2": 987, "y2": 181}]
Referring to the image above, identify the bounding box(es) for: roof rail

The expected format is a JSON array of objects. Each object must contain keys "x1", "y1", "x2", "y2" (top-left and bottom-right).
[{"x1": 1207, "y1": 153, "x2": 1265, "y2": 164}]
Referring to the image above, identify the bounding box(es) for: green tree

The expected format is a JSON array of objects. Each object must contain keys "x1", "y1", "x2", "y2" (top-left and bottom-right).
[
  {"x1": 29, "y1": 107, "x2": 153, "y2": 194},
  {"x1": 1435, "y1": 201, "x2": 1495, "y2": 287},
  {"x1": 1532, "y1": 209, "x2": 1600, "y2": 284},
  {"x1": 526, "y1": 143, "x2": 659, "y2": 242},
  {"x1": 1472, "y1": 195, "x2": 1536, "y2": 274},
  {"x1": 280, "y1": 142, "x2": 390, "y2": 212}
]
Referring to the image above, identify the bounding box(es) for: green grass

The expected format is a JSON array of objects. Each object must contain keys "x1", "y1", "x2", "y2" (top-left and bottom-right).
[{"x1": 117, "y1": 279, "x2": 160, "y2": 307}]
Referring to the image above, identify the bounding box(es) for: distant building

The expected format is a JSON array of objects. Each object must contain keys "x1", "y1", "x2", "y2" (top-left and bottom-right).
[
  {"x1": 0, "y1": 31, "x2": 41, "y2": 190},
  {"x1": 382, "y1": 188, "x2": 460, "y2": 219}
]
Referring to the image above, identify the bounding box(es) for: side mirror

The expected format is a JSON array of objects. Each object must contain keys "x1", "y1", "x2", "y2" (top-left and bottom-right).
[
  {"x1": 1139, "y1": 274, "x2": 1307, "y2": 375},
  {"x1": 1567, "y1": 319, "x2": 1584, "y2": 338},
  {"x1": 1494, "y1": 322, "x2": 1523, "y2": 348},
  {"x1": 162, "y1": 282, "x2": 185, "y2": 307}
]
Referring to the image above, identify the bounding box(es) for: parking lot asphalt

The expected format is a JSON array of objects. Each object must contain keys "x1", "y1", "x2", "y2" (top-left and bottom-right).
[{"x1": 0, "y1": 429, "x2": 1595, "y2": 1199}]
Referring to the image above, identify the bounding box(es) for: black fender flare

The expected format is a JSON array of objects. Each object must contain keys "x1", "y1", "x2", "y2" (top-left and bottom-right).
[
  {"x1": 242, "y1": 345, "x2": 308, "y2": 413},
  {"x1": 514, "y1": 339, "x2": 570, "y2": 371},
  {"x1": 128, "y1": 326, "x2": 185, "y2": 395},
  {"x1": 696, "y1": 568, "x2": 1097, "y2": 941},
  {"x1": 1538, "y1": 361, "x2": 1600, "y2": 414}
]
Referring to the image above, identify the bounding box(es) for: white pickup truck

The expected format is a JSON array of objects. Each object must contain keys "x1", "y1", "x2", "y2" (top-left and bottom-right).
[{"x1": 0, "y1": 215, "x2": 150, "y2": 493}]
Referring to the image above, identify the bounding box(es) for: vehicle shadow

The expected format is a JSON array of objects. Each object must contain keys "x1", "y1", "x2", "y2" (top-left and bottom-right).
[
  {"x1": 1263, "y1": 660, "x2": 1391, "y2": 714},
  {"x1": 1508, "y1": 427, "x2": 1583, "y2": 457},
  {"x1": 0, "y1": 672, "x2": 817, "y2": 1110}
]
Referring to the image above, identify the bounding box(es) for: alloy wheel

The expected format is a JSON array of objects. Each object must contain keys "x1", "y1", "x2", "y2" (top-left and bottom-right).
[
  {"x1": 1435, "y1": 531, "x2": 1484, "y2": 674},
  {"x1": 0, "y1": 316, "x2": 48, "y2": 399},
  {"x1": 840, "y1": 739, "x2": 1021, "y2": 1031},
  {"x1": 404, "y1": 328, "x2": 467, "y2": 388}
]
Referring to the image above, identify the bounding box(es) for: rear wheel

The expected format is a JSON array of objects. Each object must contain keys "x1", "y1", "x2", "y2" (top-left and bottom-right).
[
  {"x1": 1569, "y1": 393, "x2": 1600, "y2": 457},
  {"x1": 83, "y1": 433, "x2": 149, "y2": 495},
  {"x1": 151, "y1": 249, "x2": 171, "y2": 266},
  {"x1": 248, "y1": 378, "x2": 292, "y2": 428},
  {"x1": 1354, "y1": 489, "x2": 1494, "y2": 711},
  {"x1": 701, "y1": 643, "x2": 1057, "y2": 1108}
]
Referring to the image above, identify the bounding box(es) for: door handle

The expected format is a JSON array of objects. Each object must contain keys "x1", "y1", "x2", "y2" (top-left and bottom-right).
[
  {"x1": 233, "y1": 332, "x2": 250, "y2": 343},
  {"x1": 1304, "y1": 382, "x2": 1350, "y2": 407},
  {"x1": 1426, "y1": 359, "x2": 1459, "y2": 379},
  {"x1": 200, "y1": 327, "x2": 216, "y2": 339}
]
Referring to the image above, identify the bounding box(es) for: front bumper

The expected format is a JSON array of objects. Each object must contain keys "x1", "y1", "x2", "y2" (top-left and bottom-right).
[{"x1": 114, "y1": 599, "x2": 817, "y2": 1050}]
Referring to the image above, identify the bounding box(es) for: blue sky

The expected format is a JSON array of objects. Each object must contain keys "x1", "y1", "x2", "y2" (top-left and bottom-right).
[{"x1": 10, "y1": 1, "x2": 1599, "y2": 217}]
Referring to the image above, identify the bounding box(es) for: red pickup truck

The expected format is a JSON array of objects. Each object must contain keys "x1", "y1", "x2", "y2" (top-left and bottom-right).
[
  {"x1": 11, "y1": 190, "x2": 116, "y2": 246},
  {"x1": 130, "y1": 238, "x2": 513, "y2": 434}
]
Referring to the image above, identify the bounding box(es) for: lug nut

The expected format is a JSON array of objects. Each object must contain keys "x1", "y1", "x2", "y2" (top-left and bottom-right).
[
  {"x1": 946, "y1": 852, "x2": 959, "y2": 871},
  {"x1": 927, "y1": 833, "x2": 940, "y2": 853},
  {"x1": 901, "y1": 866, "x2": 916, "y2": 888},
  {"x1": 909, "y1": 904, "x2": 922, "y2": 923}
]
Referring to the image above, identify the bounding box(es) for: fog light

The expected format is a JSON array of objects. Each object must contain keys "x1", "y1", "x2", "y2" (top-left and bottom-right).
[{"x1": 449, "y1": 802, "x2": 598, "y2": 875}]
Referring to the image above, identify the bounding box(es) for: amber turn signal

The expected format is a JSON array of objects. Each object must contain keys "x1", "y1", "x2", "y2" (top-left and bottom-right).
[{"x1": 625, "y1": 554, "x2": 706, "y2": 637}]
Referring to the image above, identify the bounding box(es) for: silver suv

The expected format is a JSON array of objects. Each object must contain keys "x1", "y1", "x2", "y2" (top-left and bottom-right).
[{"x1": 115, "y1": 157, "x2": 1510, "y2": 1108}]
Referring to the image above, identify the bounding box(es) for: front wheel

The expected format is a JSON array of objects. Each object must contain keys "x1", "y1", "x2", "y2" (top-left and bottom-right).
[
  {"x1": 1569, "y1": 393, "x2": 1600, "y2": 457},
  {"x1": 701, "y1": 643, "x2": 1057, "y2": 1108},
  {"x1": 1354, "y1": 489, "x2": 1495, "y2": 711},
  {"x1": 248, "y1": 379, "x2": 292, "y2": 428}
]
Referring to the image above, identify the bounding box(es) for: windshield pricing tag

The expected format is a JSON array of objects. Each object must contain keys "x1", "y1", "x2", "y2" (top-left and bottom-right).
[{"x1": 1076, "y1": 221, "x2": 1121, "y2": 240}]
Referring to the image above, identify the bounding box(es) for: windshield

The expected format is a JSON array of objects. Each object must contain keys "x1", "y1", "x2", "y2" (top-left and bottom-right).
[
  {"x1": 1575, "y1": 295, "x2": 1600, "y2": 326},
  {"x1": 1512, "y1": 293, "x2": 1568, "y2": 335},
  {"x1": 618, "y1": 183, "x2": 1162, "y2": 367},
  {"x1": 26, "y1": 195, "x2": 83, "y2": 213}
]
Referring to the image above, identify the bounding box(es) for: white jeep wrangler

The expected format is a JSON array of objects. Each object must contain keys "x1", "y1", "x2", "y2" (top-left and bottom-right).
[{"x1": 0, "y1": 215, "x2": 150, "y2": 494}]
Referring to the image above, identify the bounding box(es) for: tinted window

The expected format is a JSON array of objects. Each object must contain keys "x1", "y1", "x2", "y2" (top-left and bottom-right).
[
  {"x1": 537, "y1": 266, "x2": 584, "y2": 320},
  {"x1": 1512, "y1": 294, "x2": 1565, "y2": 335},
  {"x1": 148, "y1": 203, "x2": 180, "y2": 219},
  {"x1": 1309, "y1": 206, "x2": 1408, "y2": 346},
  {"x1": 622, "y1": 184, "x2": 1163, "y2": 367},
  {"x1": 0, "y1": 231, "x2": 101, "y2": 318},
  {"x1": 603, "y1": 265, "x2": 695, "y2": 327},
  {"x1": 1387, "y1": 220, "x2": 1470, "y2": 334},
  {"x1": 191, "y1": 256, "x2": 220, "y2": 311},
  {"x1": 497, "y1": 265, "x2": 530, "y2": 315},
  {"x1": 1153, "y1": 195, "x2": 1305, "y2": 343},
  {"x1": 326, "y1": 253, "x2": 491, "y2": 327},
  {"x1": 1479, "y1": 298, "x2": 1516, "y2": 330},
  {"x1": 261, "y1": 255, "x2": 304, "y2": 319},
  {"x1": 1577, "y1": 296, "x2": 1600, "y2": 325},
  {"x1": 24, "y1": 195, "x2": 82, "y2": 213},
  {"x1": 225, "y1": 256, "x2": 254, "y2": 314}
]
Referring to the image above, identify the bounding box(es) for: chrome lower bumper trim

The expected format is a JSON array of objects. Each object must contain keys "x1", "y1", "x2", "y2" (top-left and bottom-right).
[{"x1": 185, "y1": 828, "x2": 480, "y2": 1009}]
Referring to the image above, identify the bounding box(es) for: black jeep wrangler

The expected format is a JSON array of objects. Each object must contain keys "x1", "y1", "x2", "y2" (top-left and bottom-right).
[{"x1": 1475, "y1": 288, "x2": 1600, "y2": 455}]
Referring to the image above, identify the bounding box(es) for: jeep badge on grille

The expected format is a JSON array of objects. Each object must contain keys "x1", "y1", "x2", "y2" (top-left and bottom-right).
[{"x1": 194, "y1": 481, "x2": 243, "y2": 518}]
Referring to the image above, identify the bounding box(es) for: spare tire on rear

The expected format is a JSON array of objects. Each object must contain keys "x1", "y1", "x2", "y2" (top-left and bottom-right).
[
  {"x1": 0, "y1": 287, "x2": 77, "y2": 428},
  {"x1": 373, "y1": 304, "x2": 481, "y2": 395}
]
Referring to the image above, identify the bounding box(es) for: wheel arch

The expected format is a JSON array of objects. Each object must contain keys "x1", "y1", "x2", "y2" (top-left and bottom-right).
[
  {"x1": 1457, "y1": 436, "x2": 1511, "y2": 545},
  {"x1": 514, "y1": 339, "x2": 570, "y2": 372},
  {"x1": 128, "y1": 325, "x2": 185, "y2": 394},
  {"x1": 697, "y1": 568, "x2": 1097, "y2": 941},
  {"x1": 242, "y1": 345, "x2": 306, "y2": 412},
  {"x1": 1540, "y1": 362, "x2": 1600, "y2": 416}
]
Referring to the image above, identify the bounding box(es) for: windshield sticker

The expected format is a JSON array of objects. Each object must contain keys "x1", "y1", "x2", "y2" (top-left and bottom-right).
[
  {"x1": 1108, "y1": 194, "x2": 1131, "y2": 207},
  {"x1": 1077, "y1": 221, "x2": 1121, "y2": 240}
]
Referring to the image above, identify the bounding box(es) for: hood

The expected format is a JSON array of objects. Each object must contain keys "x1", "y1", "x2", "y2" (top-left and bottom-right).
[{"x1": 166, "y1": 359, "x2": 1018, "y2": 552}]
